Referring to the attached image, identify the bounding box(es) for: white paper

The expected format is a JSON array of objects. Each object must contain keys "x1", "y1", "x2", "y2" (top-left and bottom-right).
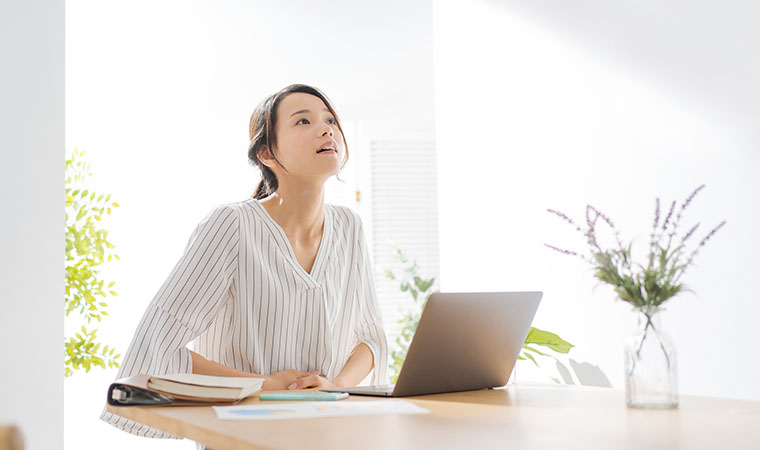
[{"x1": 213, "y1": 400, "x2": 430, "y2": 420}]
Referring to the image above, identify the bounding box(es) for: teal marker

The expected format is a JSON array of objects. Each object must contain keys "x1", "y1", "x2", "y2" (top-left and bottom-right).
[{"x1": 259, "y1": 392, "x2": 349, "y2": 401}]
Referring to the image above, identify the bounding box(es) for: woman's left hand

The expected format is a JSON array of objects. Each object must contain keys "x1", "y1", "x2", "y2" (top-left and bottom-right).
[{"x1": 288, "y1": 372, "x2": 341, "y2": 390}]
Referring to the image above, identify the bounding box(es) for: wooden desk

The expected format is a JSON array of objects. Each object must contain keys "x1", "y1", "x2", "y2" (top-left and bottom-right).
[{"x1": 107, "y1": 383, "x2": 760, "y2": 449}]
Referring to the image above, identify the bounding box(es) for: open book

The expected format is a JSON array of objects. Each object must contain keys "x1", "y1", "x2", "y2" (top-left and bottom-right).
[{"x1": 108, "y1": 373, "x2": 265, "y2": 406}]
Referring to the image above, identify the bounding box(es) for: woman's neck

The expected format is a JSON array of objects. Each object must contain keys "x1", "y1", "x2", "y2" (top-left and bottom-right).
[{"x1": 259, "y1": 183, "x2": 325, "y2": 240}]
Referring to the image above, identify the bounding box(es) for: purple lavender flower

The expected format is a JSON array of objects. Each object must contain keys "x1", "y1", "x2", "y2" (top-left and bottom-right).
[
  {"x1": 546, "y1": 185, "x2": 725, "y2": 309},
  {"x1": 662, "y1": 200, "x2": 676, "y2": 232},
  {"x1": 681, "y1": 223, "x2": 700, "y2": 244}
]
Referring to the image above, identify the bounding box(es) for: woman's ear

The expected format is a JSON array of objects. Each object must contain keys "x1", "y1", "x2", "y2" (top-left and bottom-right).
[{"x1": 257, "y1": 146, "x2": 277, "y2": 169}]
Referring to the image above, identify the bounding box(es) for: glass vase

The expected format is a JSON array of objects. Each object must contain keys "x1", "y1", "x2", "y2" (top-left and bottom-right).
[{"x1": 624, "y1": 307, "x2": 678, "y2": 409}]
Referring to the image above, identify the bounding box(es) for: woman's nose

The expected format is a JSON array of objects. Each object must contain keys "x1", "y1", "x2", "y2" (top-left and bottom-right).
[{"x1": 321, "y1": 123, "x2": 334, "y2": 136}]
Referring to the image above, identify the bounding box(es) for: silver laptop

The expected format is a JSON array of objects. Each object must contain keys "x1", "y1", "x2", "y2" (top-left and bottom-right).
[{"x1": 321, "y1": 291, "x2": 541, "y2": 397}]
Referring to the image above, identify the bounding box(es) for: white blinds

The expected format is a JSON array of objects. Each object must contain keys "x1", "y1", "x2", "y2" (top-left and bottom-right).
[{"x1": 368, "y1": 138, "x2": 440, "y2": 342}]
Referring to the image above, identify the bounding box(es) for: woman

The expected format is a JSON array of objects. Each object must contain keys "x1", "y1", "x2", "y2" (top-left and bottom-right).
[{"x1": 101, "y1": 84, "x2": 389, "y2": 439}]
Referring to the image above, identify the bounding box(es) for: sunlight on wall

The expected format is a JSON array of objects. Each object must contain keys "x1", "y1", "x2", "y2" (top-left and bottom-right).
[{"x1": 433, "y1": 0, "x2": 759, "y2": 399}]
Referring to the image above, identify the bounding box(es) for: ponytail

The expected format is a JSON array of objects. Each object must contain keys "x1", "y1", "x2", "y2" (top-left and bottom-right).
[{"x1": 252, "y1": 165, "x2": 278, "y2": 200}]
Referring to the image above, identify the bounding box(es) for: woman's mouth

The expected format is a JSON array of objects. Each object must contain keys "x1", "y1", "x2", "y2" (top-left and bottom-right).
[{"x1": 317, "y1": 139, "x2": 339, "y2": 154}]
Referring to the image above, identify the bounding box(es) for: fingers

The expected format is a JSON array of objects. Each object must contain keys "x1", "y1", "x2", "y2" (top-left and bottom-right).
[
  {"x1": 289, "y1": 375, "x2": 314, "y2": 389},
  {"x1": 289, "y1": 374, "x2": 321, "y2": 390},
  {"x1": 279, "y1": 370, "x2": 321, "y2": 390},
  {"x1": 294, "y1": 370, "x2": 320, "y2": 380}
]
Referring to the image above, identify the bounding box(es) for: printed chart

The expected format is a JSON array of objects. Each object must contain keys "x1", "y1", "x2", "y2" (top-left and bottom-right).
[{"x1": 214, "y1": 400, "x2": 430, "y2": 420}]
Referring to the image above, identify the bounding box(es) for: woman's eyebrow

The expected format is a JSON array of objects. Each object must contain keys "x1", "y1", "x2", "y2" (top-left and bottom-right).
[{"x1": 289, "y1": 107, "x2": 331, "y2": 118}]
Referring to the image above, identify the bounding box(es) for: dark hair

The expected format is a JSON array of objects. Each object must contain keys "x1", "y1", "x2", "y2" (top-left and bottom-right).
[{"x1": 248, "y1": 84, "x2": 349, "y2": 200}]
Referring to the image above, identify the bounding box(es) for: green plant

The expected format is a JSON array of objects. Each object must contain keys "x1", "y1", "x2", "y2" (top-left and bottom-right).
[
  {"x1": 519, "y1": 327, "x2": 574, "y2": 367},
  {"x1": 65, "y1": 148, "x2": 121, "y2": 376},
  {"x1": 384, "y1": 247, "x2": 435, "y2": 383},
  {"x1": 545, "y1": 185, "x2": 726, "y2": 314},
  {"x1": 385, "y1": 245, "x2": 573, "y2": 383}
]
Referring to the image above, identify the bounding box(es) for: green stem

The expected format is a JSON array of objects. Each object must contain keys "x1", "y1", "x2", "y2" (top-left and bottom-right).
[{"x1": 631, "y1": 311, "x2": 671, "y2": 374}]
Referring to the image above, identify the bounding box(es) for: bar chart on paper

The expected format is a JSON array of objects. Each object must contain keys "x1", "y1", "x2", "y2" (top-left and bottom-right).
[{"x1": 213, "y1": 400, "x2": 430, "y2": 420}]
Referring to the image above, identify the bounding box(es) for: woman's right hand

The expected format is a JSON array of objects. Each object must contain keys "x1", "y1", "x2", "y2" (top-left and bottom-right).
[{"x1": 262, "y1": 369, "x2": 319, "y2": 390}]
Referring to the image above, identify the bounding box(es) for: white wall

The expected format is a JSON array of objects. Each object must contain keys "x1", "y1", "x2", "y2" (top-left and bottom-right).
[
  {"x1": 434, "y1": 0, "x2": 760, "y2": 400},
  {"x1": 64, "y1": 1, "x2": 434, "y2": 448},
  {"x1": 0, "y1": 1, "x2": 64, "y2": 449}
]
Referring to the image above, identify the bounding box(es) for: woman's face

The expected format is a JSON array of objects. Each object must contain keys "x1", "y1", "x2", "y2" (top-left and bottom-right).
[{"x1": 265, "y1": 92, "x2": 345, "y2": 181}]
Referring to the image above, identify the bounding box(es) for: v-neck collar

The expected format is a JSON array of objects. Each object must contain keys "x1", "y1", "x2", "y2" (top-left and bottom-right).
[{"x1": 248, "y1": 199, "x2": 332, "y2": 287}]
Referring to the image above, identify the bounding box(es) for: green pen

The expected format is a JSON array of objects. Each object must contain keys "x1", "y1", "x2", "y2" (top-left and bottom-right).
[{"x1": 259, "y1": 392, "x2": 349, "y2": 401}]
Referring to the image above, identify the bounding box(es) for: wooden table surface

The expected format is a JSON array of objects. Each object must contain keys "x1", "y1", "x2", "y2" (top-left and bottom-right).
[{"x1": 107, "y1": 382, "x2": 760, "y2": 450}]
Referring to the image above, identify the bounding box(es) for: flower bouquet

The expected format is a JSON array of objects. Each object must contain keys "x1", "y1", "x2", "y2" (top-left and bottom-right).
[{"x1": 545, "y1": 185, "x2": 725, "y2": 408}]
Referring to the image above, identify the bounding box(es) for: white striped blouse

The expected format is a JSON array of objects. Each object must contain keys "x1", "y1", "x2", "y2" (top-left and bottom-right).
[{"x1": 100, "y1": 199, "x2": 389, "y2": 439}]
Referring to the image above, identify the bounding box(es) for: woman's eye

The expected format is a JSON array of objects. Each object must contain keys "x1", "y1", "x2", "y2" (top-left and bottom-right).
[{"x1": 296, "y1": 117, "x2": 335, "y2": 125}]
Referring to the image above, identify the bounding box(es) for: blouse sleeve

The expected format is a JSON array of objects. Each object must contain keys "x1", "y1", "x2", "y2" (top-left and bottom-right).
[
  {"x1": 352, "y1": 215, "x2": 389, "y2": 386},
  {"x1": 100, "y1": 204, "x2": 239, "y2": 439}
]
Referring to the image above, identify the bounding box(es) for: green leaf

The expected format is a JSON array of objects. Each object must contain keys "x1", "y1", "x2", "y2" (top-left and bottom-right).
[
  {"x1": 521, "y1": 351, "x2": 539, "y2": 367},
  {"x1": 413, "y1": 275, "x2": 435, "y2": 292},
  {"x1": 64, "y1": 148, "x2": 121, "y2": 377},
  {"x1": 522, "y1": 345, "x2": 551, "y2": 358},
  {"x1": 523, "y1": 327, "x2": 574, "y2": 354}
]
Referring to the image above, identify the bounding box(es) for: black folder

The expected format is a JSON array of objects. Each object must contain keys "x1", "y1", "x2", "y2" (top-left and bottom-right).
[{"x1": 107, "y1": 374, "x2": 246, "y2": 406}]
